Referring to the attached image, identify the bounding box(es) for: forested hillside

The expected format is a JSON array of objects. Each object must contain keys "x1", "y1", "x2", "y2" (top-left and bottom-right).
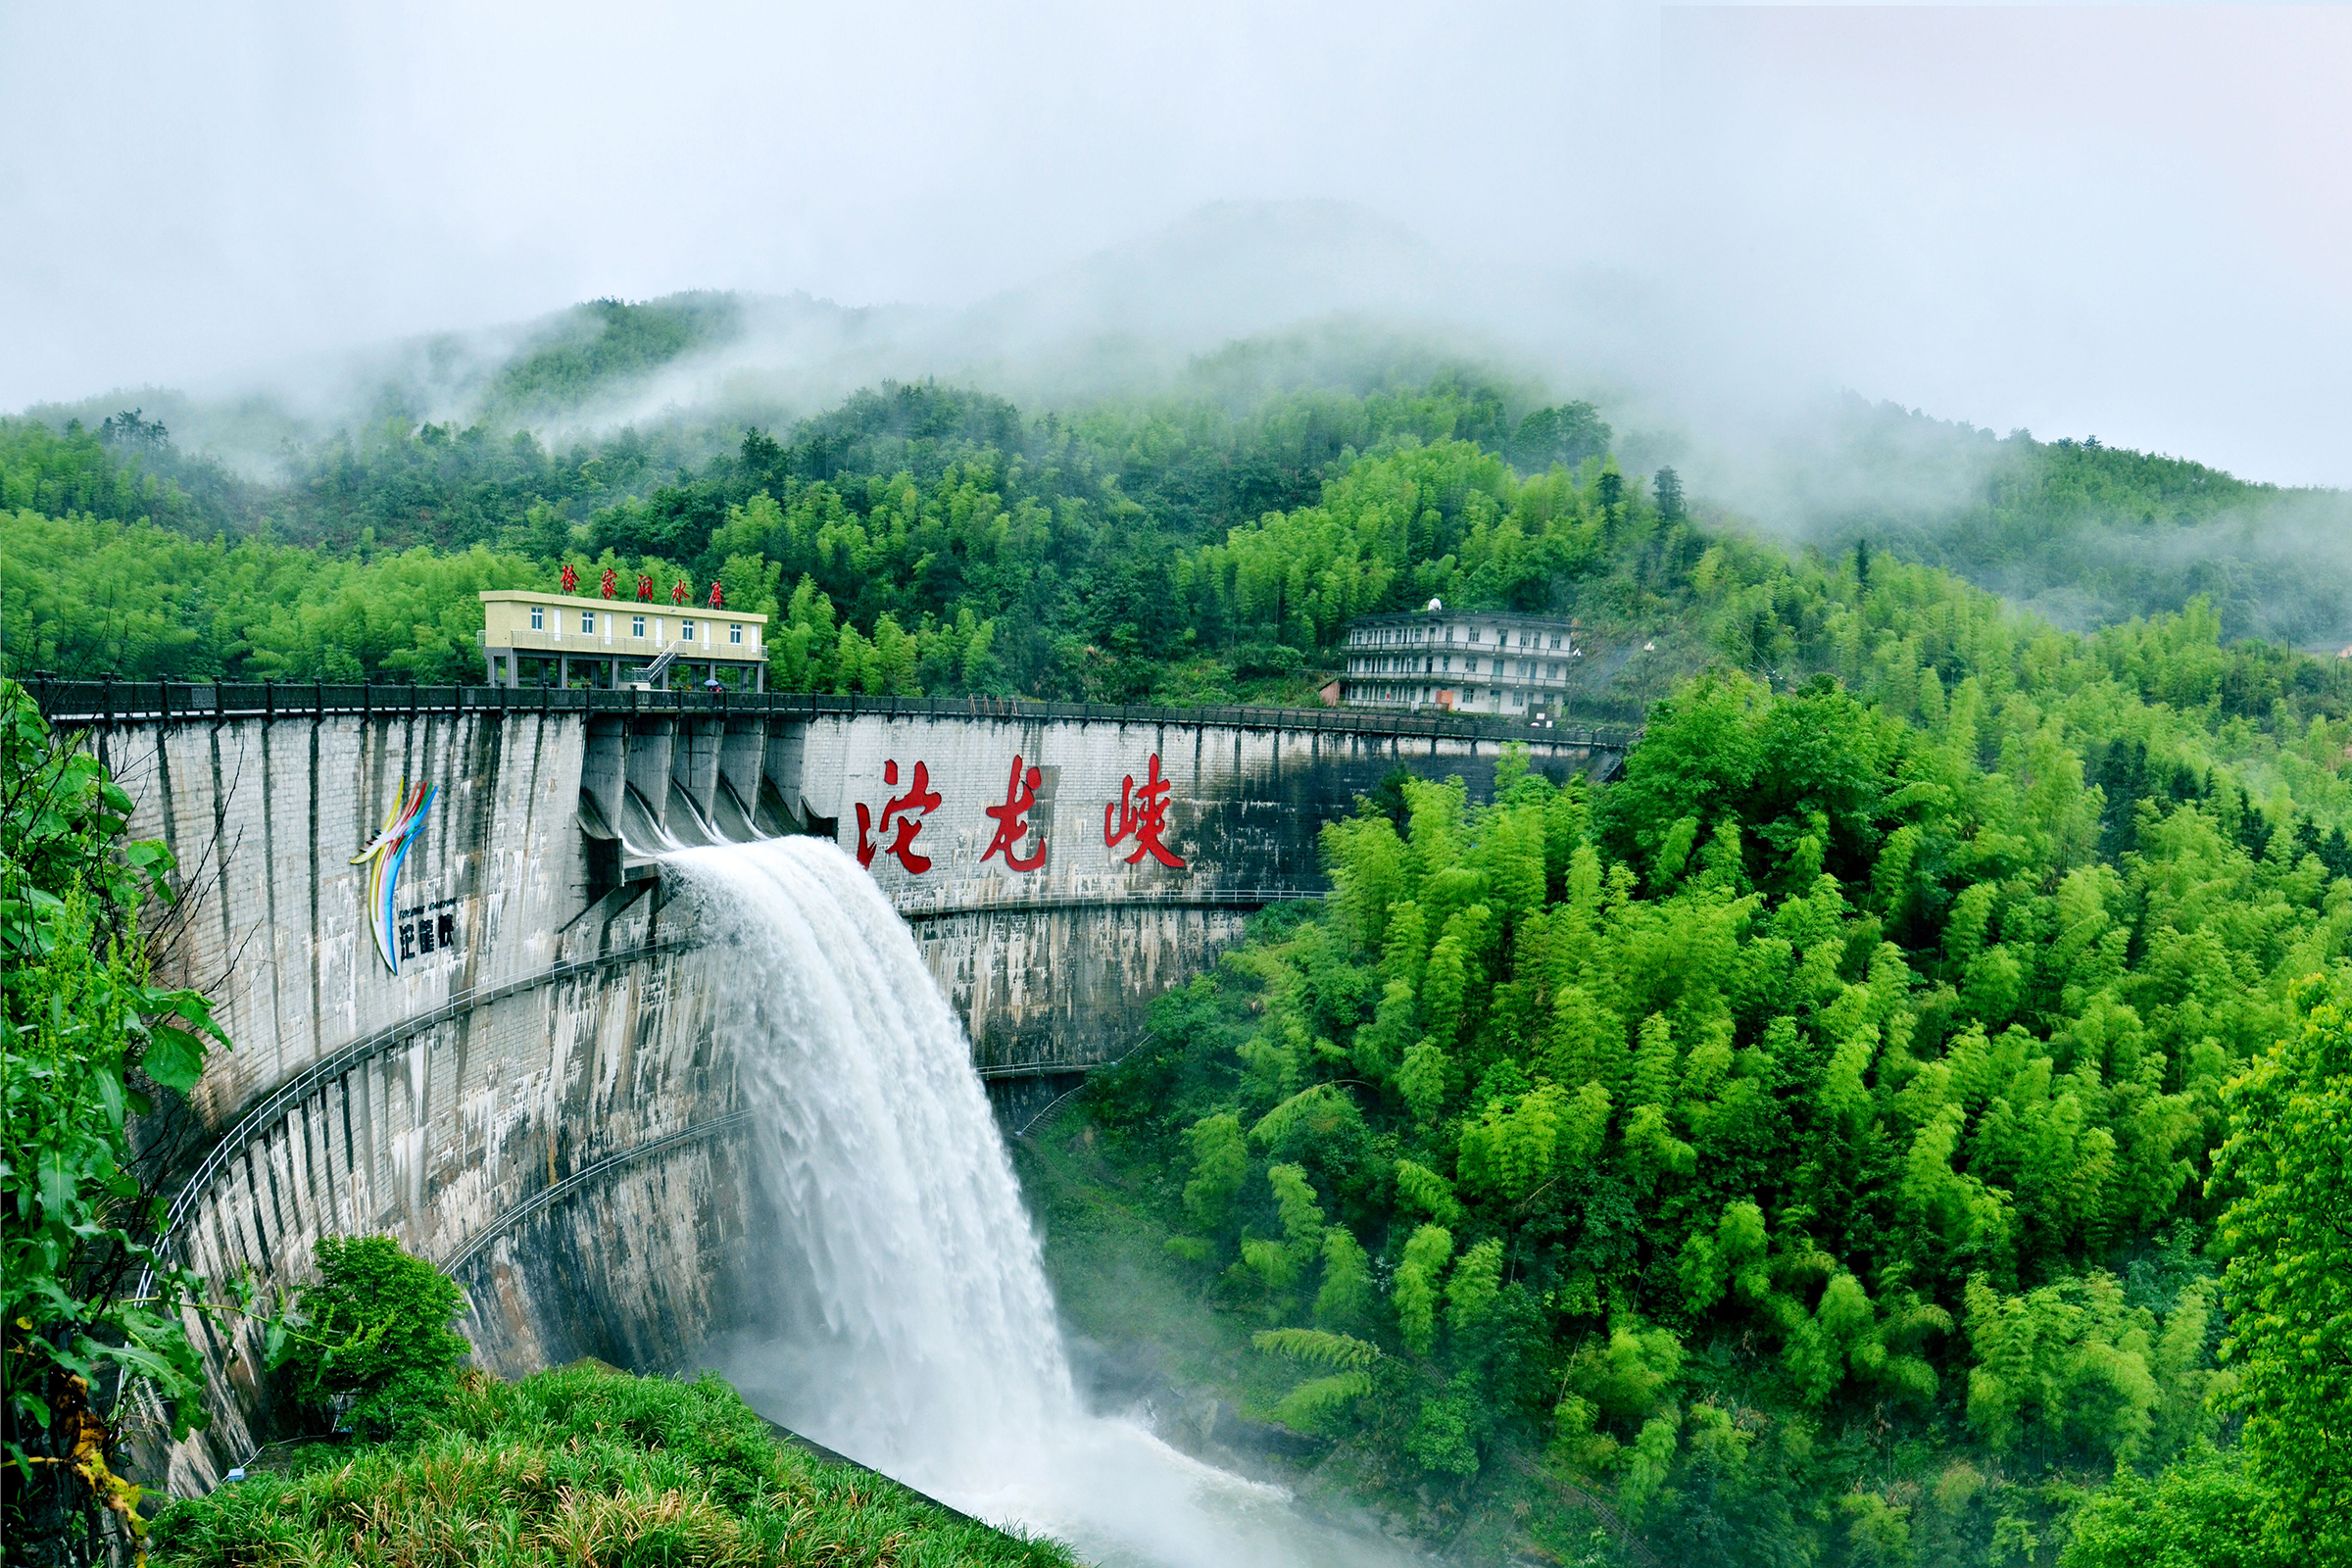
[
  {"x1": 9, "y1": 297, "x2": 2348, "y2": 706},
  {"x1": 1788, "y1": 401, "x2": 2352, "y2": 648},
  {"x1": 0, "y1": 372, "x2": 1664, "y2": 710},
  {"x1": 1028, "y1": 533, "x2": 2352, "y2": 1565}
]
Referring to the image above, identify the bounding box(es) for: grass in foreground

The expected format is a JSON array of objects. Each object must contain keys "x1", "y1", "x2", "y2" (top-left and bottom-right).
[{"x1": 150, "y1": 1362, "x2": 1078, "y2": 1568}]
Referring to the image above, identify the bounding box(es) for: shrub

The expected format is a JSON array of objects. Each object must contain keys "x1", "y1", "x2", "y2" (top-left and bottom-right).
[
  {"x1": 2060, "y1": 1446, "x2": 2288, "y2": 1568},
  {"x1": 275, "y1": 1235, "x2": 469, "y2": 1435}
]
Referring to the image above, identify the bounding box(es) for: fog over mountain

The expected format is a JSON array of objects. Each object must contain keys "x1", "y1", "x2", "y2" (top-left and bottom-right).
[{"x1": 5, "y1": 3, "x2": 2346, "y2": 489}]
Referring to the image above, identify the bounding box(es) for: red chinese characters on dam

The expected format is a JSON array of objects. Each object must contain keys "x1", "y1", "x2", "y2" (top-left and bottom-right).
[
  {"x1": 1104, "y1": 753, "x2": 1186, "y2": 868},
  {"x1": 856, "y1": 760, "x2": 941, "y2": 874},
  {"x1": 853, "y1": 753, "x2": 1185, "y2": 877},
  {"x1": 981, "y1": 755, "x2": 1050, "y2": 872}
]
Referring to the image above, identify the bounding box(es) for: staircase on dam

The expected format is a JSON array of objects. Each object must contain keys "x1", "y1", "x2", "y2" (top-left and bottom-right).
[{"x1": 31, "y1": 678, "x2": 1634, "y2": 1494}]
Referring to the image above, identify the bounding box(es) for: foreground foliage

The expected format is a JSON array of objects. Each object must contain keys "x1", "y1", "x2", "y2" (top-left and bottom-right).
[
  {"x1": 0, "y1": 683, "x2": 229, "y2": 1564},
  {"x1": 2056, "y1": 1446, "x2": 2285, "y2": 1568},
  {"x1": 149, "y1": 1363, "x2": 1076, "y2": 1568}
]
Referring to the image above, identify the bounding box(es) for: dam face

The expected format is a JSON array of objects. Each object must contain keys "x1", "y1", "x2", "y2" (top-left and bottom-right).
[{"x1": 47, "y1": 682, "x2": 1627, "y2": 1491}]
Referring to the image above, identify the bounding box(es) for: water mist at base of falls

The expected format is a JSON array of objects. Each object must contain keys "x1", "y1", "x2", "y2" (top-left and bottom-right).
[{"x1": 664, "y1": 839, "x2": 1429, "y2": 1568}]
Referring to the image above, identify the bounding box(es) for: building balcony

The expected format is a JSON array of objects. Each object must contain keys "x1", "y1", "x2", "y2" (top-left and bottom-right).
[{"x1": 485, "y1": 627, "x2": 761, "y2": 662}]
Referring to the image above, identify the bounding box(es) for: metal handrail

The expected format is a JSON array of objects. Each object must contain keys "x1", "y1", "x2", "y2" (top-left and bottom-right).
[
  {"x1": 27, "y1": 677, "x2": 1642, "y2": 751},
  {"x1": 439, "y1": 1110, "x2": 754, "y2": 1275},
  {"x1": 897, "y1": 885, "x2": 1324, "y2": 920},
  {"x1": 978, "y1": 1057, "x2": 1109, "y2": 1082}
]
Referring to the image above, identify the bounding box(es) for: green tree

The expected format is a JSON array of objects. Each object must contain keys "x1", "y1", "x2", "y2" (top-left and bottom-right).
[
  {"x1": 276, "y1": 1235, "x2": 470, "y2": 1439},
  {"x1": 2210, "y1": 975, "x2": 2352, "y2": 1565},
  {"x1": 2061, "y1": 1447, "x2": 2288, "y2": 1568},
  {"x1": 1181, "y1": 1112, "x2": 1249, "y2": 1233}
]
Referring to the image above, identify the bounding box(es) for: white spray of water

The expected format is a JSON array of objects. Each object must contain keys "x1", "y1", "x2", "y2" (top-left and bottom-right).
[{"x1": 663, "y1": 837, "x2": 1428, "y2": 1568}]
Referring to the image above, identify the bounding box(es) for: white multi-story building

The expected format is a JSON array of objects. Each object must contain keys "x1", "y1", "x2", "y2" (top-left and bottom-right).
[{"x1": 1338, "y1": 604, "x2": 1583, "y2": 715}]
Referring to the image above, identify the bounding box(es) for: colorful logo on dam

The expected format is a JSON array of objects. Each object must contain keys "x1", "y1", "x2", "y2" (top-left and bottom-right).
[{"x1": 353, "y1": 780, "x2": 435, "y2": 975}]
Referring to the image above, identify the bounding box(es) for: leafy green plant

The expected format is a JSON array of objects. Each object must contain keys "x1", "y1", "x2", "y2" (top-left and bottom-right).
[
  {"x1": 2059, "y1": 1446, "x2": 2288, "y2": 1568},
  {"x1": 270, "y1": 1235, "x2": 470, "y2": 1440},
  {"x1": 1, "y1": 681, "x2": 231, "y2": 1563}
]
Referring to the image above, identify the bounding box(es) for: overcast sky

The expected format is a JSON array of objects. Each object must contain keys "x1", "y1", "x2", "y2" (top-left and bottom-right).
[{"x1": 3, "y1": 3, "x2": 2345, "y2": 485}]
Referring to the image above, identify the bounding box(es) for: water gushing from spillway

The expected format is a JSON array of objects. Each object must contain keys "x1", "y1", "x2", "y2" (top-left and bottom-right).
[{"x1": 664, "y1": 838, "x2": 1425, "y2": 1568}]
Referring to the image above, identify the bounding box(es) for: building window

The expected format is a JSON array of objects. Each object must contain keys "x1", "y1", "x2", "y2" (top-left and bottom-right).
[
  {"x1": 632, "y1": 615, "x2": 646, "y2": 638},
  {"x1": 580, "y1": 612, "x2": 595, "y2": 633},
  {"x1": 729, "y1": 623, "x2": 742, "y2": 644},
  {"x1": 683, "y1": 619, "x2": 696, "y2": 642},
  {"x1": 530, "y1": 605, "x2": 544, "y2": 630}
]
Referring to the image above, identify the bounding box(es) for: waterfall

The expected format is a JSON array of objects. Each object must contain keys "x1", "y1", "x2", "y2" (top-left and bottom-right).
[{"x1": 665, "y1": 838, "x2": 1426, "y2": 1568}]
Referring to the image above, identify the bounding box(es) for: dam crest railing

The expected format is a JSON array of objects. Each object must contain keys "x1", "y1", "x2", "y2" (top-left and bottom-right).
[{"x1": 27, "y1": 677, "x2": 1641, "y2": 751}]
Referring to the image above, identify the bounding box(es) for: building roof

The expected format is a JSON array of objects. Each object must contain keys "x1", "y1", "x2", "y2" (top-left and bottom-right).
[
  {"x1": 1349, "y1": 608, "x2": 1580, "y2": 630},
  {"x1": 479, "y1": 589, "x2": 767, "y2": 622}
]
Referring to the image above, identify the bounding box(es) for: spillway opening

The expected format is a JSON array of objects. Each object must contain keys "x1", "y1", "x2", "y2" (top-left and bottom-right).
[{"x1": 662, "y1": 836, "x2": 1428, "y2": 1568}]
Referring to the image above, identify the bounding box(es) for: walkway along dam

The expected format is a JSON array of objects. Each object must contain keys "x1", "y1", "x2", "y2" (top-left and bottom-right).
[{"x1": 32, "y1": 679, "x2": 1632, "y2": 1494}]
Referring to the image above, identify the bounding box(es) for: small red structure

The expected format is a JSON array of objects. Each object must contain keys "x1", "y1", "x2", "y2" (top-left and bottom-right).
[
  {"x1": 599, "y1": 567, "x2": 617, "y2": 600},
  {"x1": 707, "y1": 581, "x2": 724, "y2": 610},
  {"x1": 671, "y1": 579, "x2": 689, "y2": 606},
  {"x1": 560, "y1": 564, "x2": 578, "y2": 594},
  {"x1": 636, "y1": 573, "x2": 655, "y2": 602}
]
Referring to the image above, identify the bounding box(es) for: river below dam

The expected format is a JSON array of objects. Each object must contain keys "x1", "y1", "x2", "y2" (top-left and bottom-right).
[{"x1": 662, "y1": 838, "x2": 1428, "y2": 1568}]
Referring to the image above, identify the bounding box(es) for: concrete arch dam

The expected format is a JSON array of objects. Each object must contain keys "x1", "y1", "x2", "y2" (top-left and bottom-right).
[{"x1": 38, "y1": 682, "x2": 1629, "y2": 1493}]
